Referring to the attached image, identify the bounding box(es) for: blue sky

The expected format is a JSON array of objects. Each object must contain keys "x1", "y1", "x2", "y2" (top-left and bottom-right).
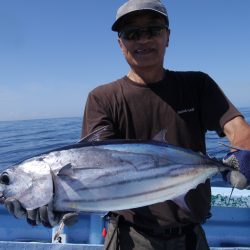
[{"x1": 0, "y1": 0, "x2": 249, "y2": 121}]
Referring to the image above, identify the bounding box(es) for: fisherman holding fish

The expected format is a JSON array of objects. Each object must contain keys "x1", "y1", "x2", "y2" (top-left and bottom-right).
[
  {"x1": 2, "y1": 0, "x2": 250, "y2": 249},
  {"x1": 81, "y1": 1, "x2": 250, "y2": 249}
]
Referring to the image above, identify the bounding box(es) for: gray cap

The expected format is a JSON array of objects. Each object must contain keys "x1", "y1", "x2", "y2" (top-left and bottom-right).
[{"x1": 112, "y1": 0, "x2": 169, "y2": 31}]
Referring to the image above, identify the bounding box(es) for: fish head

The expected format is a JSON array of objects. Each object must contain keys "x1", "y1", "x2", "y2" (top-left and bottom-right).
[{"x1": 0, "y1": 158, "x2": 53, "y2": 210}]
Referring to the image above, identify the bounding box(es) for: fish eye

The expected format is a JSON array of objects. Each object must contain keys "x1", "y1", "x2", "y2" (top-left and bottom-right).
[{"x1": 0, "y1": 172, "x2": 10, "y2": 185}]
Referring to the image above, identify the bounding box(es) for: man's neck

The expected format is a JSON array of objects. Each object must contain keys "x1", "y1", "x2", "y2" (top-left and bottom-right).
[{"x1": 127, "y1": 68, "x2": 165, "y2": 84}]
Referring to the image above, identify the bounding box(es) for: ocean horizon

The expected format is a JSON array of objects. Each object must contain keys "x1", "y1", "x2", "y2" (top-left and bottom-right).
[
  {"x1": 0, "y1": 106, "x2": 249, "y2": 187},
  {"x1": 1, "y1": 106, "x2": 250, "y2": 123}
]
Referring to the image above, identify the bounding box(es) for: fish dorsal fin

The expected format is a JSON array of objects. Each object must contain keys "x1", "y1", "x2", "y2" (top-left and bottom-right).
[
  {"x1": 153, "y1": 129, "x2": 168, "y2": 143},
  {"x1": 78, "y1": 126, "x2": 109, "y2": 143},
  {"x1": 58, "y1": 163, "x2": 74, "y2": 176}
]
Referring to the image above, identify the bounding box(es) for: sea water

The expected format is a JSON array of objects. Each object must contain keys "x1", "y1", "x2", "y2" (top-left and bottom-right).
[{"x1": 0, "y1": 107, "x2": 249, "y2": 187}]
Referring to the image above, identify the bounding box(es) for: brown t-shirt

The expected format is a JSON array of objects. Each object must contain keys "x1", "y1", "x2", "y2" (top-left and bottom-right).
[{"x1": 82, "y1": 70, "x2": 242, "y2": 228}]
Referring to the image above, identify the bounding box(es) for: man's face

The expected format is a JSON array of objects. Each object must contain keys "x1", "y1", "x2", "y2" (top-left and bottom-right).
[{"x1": 118, "y1": 13, "x2": 170, "y2": 71}]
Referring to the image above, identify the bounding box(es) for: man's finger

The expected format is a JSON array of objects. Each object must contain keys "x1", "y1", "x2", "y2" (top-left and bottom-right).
[
  {"x1": 4, "y1": 198, "x2": 26, "y2": 218},
  {"x1": 27, "y1": 209, "x2": 40, "y2": 226}
]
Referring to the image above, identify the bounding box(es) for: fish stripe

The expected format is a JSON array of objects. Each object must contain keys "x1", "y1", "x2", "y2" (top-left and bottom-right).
[{"x1": 73, "y1": 165, "x2": 206, "y2": 191}]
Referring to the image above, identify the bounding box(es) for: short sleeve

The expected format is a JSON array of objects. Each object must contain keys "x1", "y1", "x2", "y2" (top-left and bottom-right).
[
  {"x1": 81, "y1": 90, "x2": 117, "y2": 139},
  {"x1": 199, "y1": 73, "x2": 242, "y2": 136}
]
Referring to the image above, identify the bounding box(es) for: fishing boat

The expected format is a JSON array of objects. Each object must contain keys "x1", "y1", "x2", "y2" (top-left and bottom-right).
[{"x1": 0, "y1": 187, "x2": 249, "y2": 250}]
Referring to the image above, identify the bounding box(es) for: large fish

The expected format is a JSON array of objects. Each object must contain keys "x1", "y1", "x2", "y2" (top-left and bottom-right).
[{"x1": 0, "y1": 128, "x2": 236, "y2": 213}]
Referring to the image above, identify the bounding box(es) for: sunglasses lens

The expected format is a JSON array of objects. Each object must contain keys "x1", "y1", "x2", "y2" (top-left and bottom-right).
[
  {"x1": 149, "y1": 26, "x2": 164, "y2": 36},
  {"x1": 119, "y1": 28, "x2": 139, "y2": 40},
  {"x1": 119, "y1": 25, "x2": 166, "y2": 41}
]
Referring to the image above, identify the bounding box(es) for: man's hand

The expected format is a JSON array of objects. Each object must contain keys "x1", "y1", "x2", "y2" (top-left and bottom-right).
[
  {"x1": 4, "y1": 198, "x2": 78, "y2": 228},
  {"x1": 223, "y1": 150, "x2": 250, "y2": 189}
]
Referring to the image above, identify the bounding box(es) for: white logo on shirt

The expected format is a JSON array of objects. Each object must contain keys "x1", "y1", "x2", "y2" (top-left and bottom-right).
[{"x1": 177, "y1": 108, "x2": 195, "y2": 114}]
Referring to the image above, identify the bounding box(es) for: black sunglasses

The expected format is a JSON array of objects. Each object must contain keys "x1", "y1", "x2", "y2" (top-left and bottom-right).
[{"x1": 118, "y1": 25, "x2": 168, "y2": 41}]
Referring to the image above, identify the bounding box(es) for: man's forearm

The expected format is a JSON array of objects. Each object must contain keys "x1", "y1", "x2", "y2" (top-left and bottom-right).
[{"x1": 223, "y1": 116, "x2": 250, "y2": 149}]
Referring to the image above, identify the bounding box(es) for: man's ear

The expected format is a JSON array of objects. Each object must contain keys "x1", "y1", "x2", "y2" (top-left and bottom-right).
[
  {"x1": 118, "y1": 38, "x2": 126, "y2": 55},
  {"x1": 118, "y1": 37, "x2": 122, "y2": 48},
  {"x1": 166, "y1": 29, "x2": 171, "y2": 47}
]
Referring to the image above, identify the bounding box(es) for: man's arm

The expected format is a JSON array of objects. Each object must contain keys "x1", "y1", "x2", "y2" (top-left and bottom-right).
[
  {"x1": 81, "y1": 91, "x2": 118, "y2": 139},
  {"x1": 223, "y1": 116, "x2": 250, "y2": 188},
  {"x1": 223, "y1": 116, "x2": 250, "y2": 149}
]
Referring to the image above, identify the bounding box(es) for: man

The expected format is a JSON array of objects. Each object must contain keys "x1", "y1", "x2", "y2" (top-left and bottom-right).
[
  {"x1": 82, "y1": 0, "x2": 250, "y2": 249},
  {"x1": 4, "y1": 0, "x2": 250, "y2": 249}
]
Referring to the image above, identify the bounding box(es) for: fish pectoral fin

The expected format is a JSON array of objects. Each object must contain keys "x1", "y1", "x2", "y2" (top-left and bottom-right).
[{"x1": 58, "y1": 163, "x2": 74, "y2": 177}]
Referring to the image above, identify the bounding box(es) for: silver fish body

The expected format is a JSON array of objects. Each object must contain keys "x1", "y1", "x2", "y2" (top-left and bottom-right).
[{"x1": 0, "y1": 140, "x2": 233, "y2": 212}]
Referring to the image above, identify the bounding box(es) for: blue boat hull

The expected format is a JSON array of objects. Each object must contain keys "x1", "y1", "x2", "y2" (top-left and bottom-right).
[{"x1": 0, "y1": 187, "x2": 249, "y2": 249}]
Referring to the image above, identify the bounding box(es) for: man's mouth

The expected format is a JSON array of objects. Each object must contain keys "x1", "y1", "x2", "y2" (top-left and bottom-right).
[{"x1": 135, "y1": 48, "x2": 155, "y2": 55}]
